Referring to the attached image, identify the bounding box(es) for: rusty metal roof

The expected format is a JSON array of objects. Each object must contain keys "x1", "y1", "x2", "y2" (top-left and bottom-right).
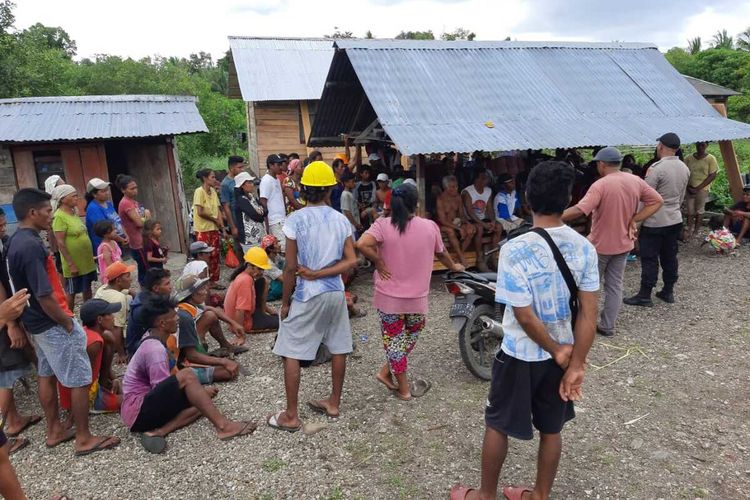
[
  {"x1": 0, "y1": 95, "x2": 208, "y2": 143},
  {"x1": 227, "y1": 36, "x2": 335, "y2": 101},
  {"x1": 310, "y1": 39, "x2": 750, "y2": 154}
]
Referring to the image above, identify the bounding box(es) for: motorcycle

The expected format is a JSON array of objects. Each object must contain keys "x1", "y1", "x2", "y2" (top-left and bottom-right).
[{"x1": 444, "y1": 223, "x2": 531, "y2": 380}]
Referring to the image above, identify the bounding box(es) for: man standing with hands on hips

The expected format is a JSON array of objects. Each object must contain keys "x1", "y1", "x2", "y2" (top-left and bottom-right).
[{"x1": 624, "y1": 133, "x2": 690, "y2": 307}]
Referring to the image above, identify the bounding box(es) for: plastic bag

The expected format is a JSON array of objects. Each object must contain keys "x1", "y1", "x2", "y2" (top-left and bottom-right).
[{"x1": 224, "y1": 240, "x2": 240, "y2": 268}]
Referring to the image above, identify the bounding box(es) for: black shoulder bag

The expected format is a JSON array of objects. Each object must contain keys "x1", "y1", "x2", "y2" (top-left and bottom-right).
[{"x1": 531, "y1": 228, "x2": 579, "y2": 327}]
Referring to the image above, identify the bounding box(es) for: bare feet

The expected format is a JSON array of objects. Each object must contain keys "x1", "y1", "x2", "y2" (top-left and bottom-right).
[
  {"x1": 74, "y1": 435, "x2": 121, "y2": 455},
  {"x1": 45, "y1": 426, "x2": 76, "y2": 448},
  {"x1": 218, "y1": 420, "x2": 257, "y2": 441},
  {"x1": 5, "y1": 414, "x2": 42, "y2": 437},
  {"x1": 307, "y1": 398, "x2": 340, "y2": 418},
  {"x1": 376, "y1": 364, "x2": 398, "y2": 391}
]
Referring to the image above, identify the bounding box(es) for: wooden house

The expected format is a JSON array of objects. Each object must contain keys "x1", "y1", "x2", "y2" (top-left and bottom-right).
[{"x1": 0, "y1": 95, "x2": 208, "y2": 252}]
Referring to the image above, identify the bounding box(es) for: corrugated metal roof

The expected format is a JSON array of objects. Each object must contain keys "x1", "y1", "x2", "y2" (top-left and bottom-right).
[
  {"x1": 310, "y1": 40, "x2": 750, "y2": 154},
  {"x1": 0, "y1": 95, "x2": 208, "y2": 143},
  {"x1": 227, "y1": 37, "x2": 335, "y2": 101},
  {"x1": 683, "y1": 75, "x2": 741, "y2": 98}
]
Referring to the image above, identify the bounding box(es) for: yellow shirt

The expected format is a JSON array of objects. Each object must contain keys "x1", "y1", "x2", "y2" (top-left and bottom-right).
[
  {"x1": 192, "y1": 186, "x2": 220, "y2": 232},
  {"x1": 685, "y1": 153, "x2": 718, "y2": 190}
]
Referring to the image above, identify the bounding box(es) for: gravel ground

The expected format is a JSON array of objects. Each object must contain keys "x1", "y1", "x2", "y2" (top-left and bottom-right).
[{"x1": 8, "y1": 235, "x2": 750, "y2": 499}]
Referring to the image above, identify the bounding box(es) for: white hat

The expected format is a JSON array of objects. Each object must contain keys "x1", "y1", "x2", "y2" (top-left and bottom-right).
[
  {"x1": 403, "y1": 178, "x2": 417, "y2": 187},
  {"x1": 234, "y1": 171, "x2": 257, "y2": 188},
  {"x1": 86, "y1": 177, "x2": 110, "y2": 193},
  {"x1": 376, "y1": 173, "x2": 390, "y2": 183}
]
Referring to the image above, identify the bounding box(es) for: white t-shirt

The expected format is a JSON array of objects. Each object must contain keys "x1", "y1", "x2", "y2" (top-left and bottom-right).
[
  {"x1": 462, "y1": 184, "x2": 492, "y2": 220},
  {"x1": 259, "y1": 174, "x2": 286, "y2": 225},
  {"x1": 495, "y1": 225, "x2": 599, "y2": 362}
]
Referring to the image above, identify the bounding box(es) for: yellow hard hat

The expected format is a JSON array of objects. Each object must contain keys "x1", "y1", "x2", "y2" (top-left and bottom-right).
[
  {"x1": 243, "y1": 247, "x2": 272, "y2": 270},
  {"x1": 300, "y1": 161, "x2": 337, "y2": 187},
  {"x1": 334, "y1": 153, "x2": 349, "y2": 164}
]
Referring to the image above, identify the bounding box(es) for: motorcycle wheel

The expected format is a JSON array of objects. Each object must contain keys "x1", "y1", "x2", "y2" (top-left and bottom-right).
[{"x1": 458, "y1": 303, "x2": 501, "y2": 381}]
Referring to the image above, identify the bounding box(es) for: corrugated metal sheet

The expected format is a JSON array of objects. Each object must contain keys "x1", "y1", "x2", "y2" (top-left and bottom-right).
[
  {"x1": 228, "y1": 37, "x2": 335, "y2": 102},
  {"x1": 0, "y1": 95, "x2": 208, "y2": 143},
  {"x1": 311, "y1": 40, "x2": 750, "y2": 154},
  {"x1": 683, "y1": 75, "x2": 741, "y2": 98}
]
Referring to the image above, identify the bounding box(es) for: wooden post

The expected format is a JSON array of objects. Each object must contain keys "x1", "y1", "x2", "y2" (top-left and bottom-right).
[
  {"x1": 416, "y1": 154, "x2": 426, "y2": 217},
  {"x1": 299, "y1": 100, "x2": 313, "y2": 156},
  {"x1": 711, "y1": 102, "x2": 744, "y2": 201},
  {"x1": 246, "y1": 101, "x2": 260, "y2": 177}
]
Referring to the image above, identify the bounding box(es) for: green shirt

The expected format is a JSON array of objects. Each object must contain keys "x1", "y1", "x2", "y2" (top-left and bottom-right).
[{"x1": 52, "y1": 209, "x2": 96, "y2": 278}]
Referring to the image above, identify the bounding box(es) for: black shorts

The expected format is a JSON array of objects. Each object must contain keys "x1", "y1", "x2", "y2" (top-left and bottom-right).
[
  {"x1": 130, "y1": 375, "x2": 191, "y2": 432},
  {"x1": 485, "y1": 350, "x2": 574, "y2": 440}
]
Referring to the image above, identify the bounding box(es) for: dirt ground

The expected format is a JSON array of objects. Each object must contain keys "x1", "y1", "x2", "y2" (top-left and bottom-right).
[{"x1": 7, "y1": 236, "x2": 750, "y2": 499}]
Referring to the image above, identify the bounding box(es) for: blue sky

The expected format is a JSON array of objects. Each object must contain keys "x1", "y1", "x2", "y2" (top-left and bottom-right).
[{"x1": 15, "y1": 0, "x2": 750, "y2": 60}]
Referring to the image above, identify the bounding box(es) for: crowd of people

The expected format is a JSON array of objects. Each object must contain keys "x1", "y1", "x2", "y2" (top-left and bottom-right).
[{"x1": 0, "y1": 131, "x2": 746, "y2": 499}]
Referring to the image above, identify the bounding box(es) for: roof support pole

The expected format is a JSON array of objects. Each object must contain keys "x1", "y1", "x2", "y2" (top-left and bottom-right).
[
  {"x1": 416, "y1": 154, "x2": 426, "y2": 217},
  {"x1": 712, "y1": 103, "x2": 744, "y2": 201},
  {"x1": 300, "y1": 100, "x2": 314, "y2": 156},
  {"x1": 246, "y1": 101, "x2": 260, "y2": 176}
]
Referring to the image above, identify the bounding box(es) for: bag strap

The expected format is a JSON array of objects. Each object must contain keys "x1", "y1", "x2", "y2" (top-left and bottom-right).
[{"x1": 530, "y1": 228, "x2": 578, "y2": 297}]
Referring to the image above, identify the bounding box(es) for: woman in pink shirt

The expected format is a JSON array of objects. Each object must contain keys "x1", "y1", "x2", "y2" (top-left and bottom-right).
[{"x1": 357, "y1": 184, "x2": 463, "y2": 400}]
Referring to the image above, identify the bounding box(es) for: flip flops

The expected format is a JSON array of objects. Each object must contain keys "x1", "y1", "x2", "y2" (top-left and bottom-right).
[
  {"x1": 74, "y1": 436, "x2": 121, "y2": 456},
  {"x1": 8, "y1": 437, "x2": 29, "y2": 455},
  {"x1": 503, "y1": 485, "x2": 533, "y2": 500},
  {"x1": 140, "y1": 434, "x2": 167, "y2": 454},
  {"x1": 267, "y1": 412, "x2": 302, "y2": 433},
  {"x1": 307, "y1": 400, "x2": 339, "y2": 418},
  {"x1": 45, "y1": 428, "x2": 76, "y2": 449},
  {"x1": 410, "y1": 379, "x2": 432, "y2": 398},
  {"x1": 219, "y1": 421, "x2": 257, "y2": 441},
  {"x1": 450, "y1": 484, "x2": 474, "y2": 500},
  {"x1": 6, "y1": 415, "x2": 42, "y2": 437}
]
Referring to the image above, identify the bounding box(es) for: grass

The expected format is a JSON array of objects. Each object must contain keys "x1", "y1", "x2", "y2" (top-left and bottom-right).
[
  {"x1": 327, "y1": 486, "x2": 344, "y2": 500},
  {"x1": 261, "y1": 458, "x2": 285, "y2": 473}
]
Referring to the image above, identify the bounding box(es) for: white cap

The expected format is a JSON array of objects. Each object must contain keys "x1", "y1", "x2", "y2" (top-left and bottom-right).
[
  {"x1": 403, "y1": 178, "x2": 417, "y2": 187},
  {"x1": 234, "y1": 171, "x2": 256, "y2": 188},
  {"x1": 86, "y1": 177, "x2": 110, "y2": 193},
  {"x1": 376, "y1": 173, "x2": 390, "y2": 183}
]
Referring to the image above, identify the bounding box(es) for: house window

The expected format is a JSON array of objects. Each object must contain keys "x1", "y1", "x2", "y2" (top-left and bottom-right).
[{"x1": 33, "y1": 150, "x2": 64, "y2": 189}]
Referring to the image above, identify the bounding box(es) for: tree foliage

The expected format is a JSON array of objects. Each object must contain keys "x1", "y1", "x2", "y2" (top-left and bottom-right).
[
  {"x1": 687, "y1": 36, "x2": 702, "y2": 55},
  {"x1": 326, "y1": 27, "x2": 353, "y2": 39},
  {"x1": 712, "y1": 29, "x2": 734, "y2": 50},
  {"x1": 395, "y1": 30, "x2": 435, "y2": 40},
  {"x1": 441, "y1": 27, "x2": 476, "y2": 41}
]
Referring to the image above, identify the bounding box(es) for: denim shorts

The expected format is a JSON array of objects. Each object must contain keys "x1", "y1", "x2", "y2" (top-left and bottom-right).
[
  {"x1": 65, "y1": 271, "x2": 97, "y2": 295},
  {"x1": 0, "y1": 365, "x2": 30, "y2": 389},
  {"x1": 32, "y1": 321, "x2": 92, "y2": 388}
]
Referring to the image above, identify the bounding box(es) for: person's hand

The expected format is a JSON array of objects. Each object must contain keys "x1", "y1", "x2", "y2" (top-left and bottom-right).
[
  {"x1": 7, "y1": 322, "x2": 27, "y2": 349},
  {"x1": 205, "y1": 386, "x2": 219, "y2": 398},
  {"x1": 280, "y1": 304, "x2": 290, "y2": 321},
  {"x1": 297, "y1": 266, "x2": 319, "y2": 281},
  {"x1": 143, "y1": 209, "x2": 151, "y2": 220},
  {"x1": 483, "y1": 222, "x2": 494, "y2": 231},
  {"x1": 229, "y1": 321, "x2": 245, "y2": 341},
  {"x1": 375, "y1": 260, "x2": 392, "y2": 280},
  {"x1": 231, "y1": 226, "x2": 238, "y2": 238},
  {"x1": 69, "y1": 263, "x2": 79, "y2": 277},
  {"x1": 687, "y1": 186, "x2": 696, "y2": 195},
  {"x1": 0, "y1": 289, "x2": 29, "y2": 324},
  {"x1": 111, "y1": 378, "x2": 123, "y2": 395},
  {"x1": 223, "y1": 359, "x2": 240, "y2": 378},
  {"x1": 450, "y1": 263, "x2": 465, "y2": 273},
  {"x1": 559, "y1": 364, "x2": 585, "y2": 402},
  {"x1": 628, "y1": 219, "x2": 638, "y2": 241},
  {"x1": 552, "y1": 343, "x2": 574, "y2": 370}
]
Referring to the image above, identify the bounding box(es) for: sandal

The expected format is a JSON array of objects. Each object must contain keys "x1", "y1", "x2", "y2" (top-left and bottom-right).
[
  {"x1": 267, "y1": 412, "x2": 302, "y2": 433},
  {"x1": 307, "y1": 400, "x2": 340, "y2": 418},
  {"x1": 140, "y1": 434, "x2": 167, "y2": 454},
  {"x1": 8, "y1": 437, "x2": 30, "y2": 455},
  {"x1": 219, "y1": 421, "x2": 257, "y2": 441},
  {"x1": 410, "y1": 378, "x2": 432, "y2": 398},
  {"x1": 503, "y1": 485, "x2": 533, "y2": 500},
  {"x1": 45, "y1": 428, "x2": 76, "y2": 449},
  {"x1": 6, "y1": 415, "x2": 42, "y2": 437},
  {"x1": 74, "y1": 436, "x2": 121, "y2": 456},
  {"x1": 450, "y1": 484, "x2": 475, "y2": 500}
]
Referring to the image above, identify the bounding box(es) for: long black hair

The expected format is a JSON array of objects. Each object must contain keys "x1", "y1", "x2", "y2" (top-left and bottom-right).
[
  {"x1": 229, "y1": 262, "x2": 249, "y2": 282},
  {"x1": 195, "y1": 168, "x2": 213, "y2": 182},
  {"x1": 390, "y1": 184, "x2": 418, "y2": 234},
  {"x1": 115, "y1": 174, "x2": 135, "y2": 192}
]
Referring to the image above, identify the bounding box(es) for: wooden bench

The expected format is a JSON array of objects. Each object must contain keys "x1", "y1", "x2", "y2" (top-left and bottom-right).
[{"x1": 433, "y1": 234, "x2": 494, "y2": 271}]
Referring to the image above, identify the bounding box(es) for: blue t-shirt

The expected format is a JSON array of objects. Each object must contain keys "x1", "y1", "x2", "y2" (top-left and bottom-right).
[
  {"x1": 220, "y1": 176, "x2": 236, "y2": 213},
  {"x1": 331, "y1": 182, "x2": 344, "y2": 212},
  {"x1": 495, "y1": 225, "x2": 599, "y2": 362},
  {"x1": 86, "y1": 201, "x2": 124, "y2": 250},
  {"x1": 283, "y1": 205, "x2": 352, "y2": 302},
  {"x1": 494, "y1": 190, "x2": 521, "y2": 221}
]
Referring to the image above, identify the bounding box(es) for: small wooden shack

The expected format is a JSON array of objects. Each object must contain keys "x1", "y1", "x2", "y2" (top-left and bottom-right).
[
  {"x1": 0, "y1": 95, "x2": 208, "y2": 252},
  {"x1": 227, "y1": 36, "x2": 339, "y2": 173}
]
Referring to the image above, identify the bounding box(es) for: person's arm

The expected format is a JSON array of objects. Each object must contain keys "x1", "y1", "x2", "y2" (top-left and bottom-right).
[
  {"x1": 694, "y1": 171, "x2": 717, "y2": 191},
  {"x1": 280, "y1": 237, "x2": 298, "y2": 319},
  {"x1": 0, "y1": 283, "x2": 29, "y2": 348},
  {"x1": 222, "y1": 201, "x2": 237, "y2": 237},
  {"x1": 124, "y1": 204, "x2": 146, "y2": 228},
  {"x1": 628, "y1": 184, "x2": 664, "y2": 238},
  {"x1": 298, "y1": 237, "x2": 358, "y2": 280},
  {"x1": 512, "y1": 306, "x2": 573, "y2": 366},
  {"x1": 203, "y1": 305, "x2": 245, "y2": 340},
  {"x1": 283, "y1": 185, "x2": 304, "y2": 211},
  {"x1": 563, "y1": 183, "x2": 600, "y2": 223},
  {"x1": 183, "y1": 346, "x2": 238, "y2": 375},
  {"x1": 561, "y1": 206, "x2": 584, "y2": 223},
  {"x1": 101, "y1": 244, "x2": 114, "y2": 268},
  {"x1": 462, "y1": 191, "x2": 483, "y2": 224},
  {"x1": 560, "y1": 289, "x2": 598, "y2": 402},
  {"x1": 38, "y1": 295, "x2": 73, "y2": 332},
  {"x1": 53, "y1": 228, "x2": 78, "y2": 276},
  {"x1": 357, "y1": 233, "x2": 387, "y2": 278},
  {"x1": 435, "y1": 251, "x2": 464, "y2": 272}
]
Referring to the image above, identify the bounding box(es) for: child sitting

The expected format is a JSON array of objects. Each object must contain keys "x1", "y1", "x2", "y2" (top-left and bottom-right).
[
  {"x1": 94, "y1": 220, "x2": 122, "y2": 285},
  {"x1": 143, "y1": 220, "x2": 168, "y2": 270},
  {"x1": 703, "y1": 214, "x2": 738, "y2": 256}
]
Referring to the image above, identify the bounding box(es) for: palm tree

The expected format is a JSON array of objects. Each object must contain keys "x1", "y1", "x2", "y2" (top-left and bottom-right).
[
  {"x1": 687, "y1": 37, "x2": 702, "y2": 55},
  {"x1": 737, "y1": 28, "x2": 750, "y2": 51},
  {"x1": 712, "y1": 29, "x2": 734, "y2": 50}
]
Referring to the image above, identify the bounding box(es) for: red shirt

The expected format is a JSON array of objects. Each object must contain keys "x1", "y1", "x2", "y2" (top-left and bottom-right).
[{"x1": 118, "y1": 197, "x2": 143, "y2": 249}]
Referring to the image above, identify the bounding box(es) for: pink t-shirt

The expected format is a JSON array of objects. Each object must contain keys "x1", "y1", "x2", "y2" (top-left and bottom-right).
[
  {"x1": 576, "y1": 171, "x2": 663, "y2": 255},
  {"x1": 118, "y1": 197, "x2": 143, "y2": 249},
  {"x1": 96, "y1": 241, "x2": 122, "y2": 285},
  {"x1": 121, "y1": 336, "x2": 171, "y2": 429},
  {"x1": 366, "y1": 216, "x2": 444, "y2": 314}
]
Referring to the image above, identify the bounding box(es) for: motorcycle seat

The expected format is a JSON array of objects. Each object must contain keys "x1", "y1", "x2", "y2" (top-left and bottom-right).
[{"x1": 477, "y1": 272, "x2": 498, "y2": 282}]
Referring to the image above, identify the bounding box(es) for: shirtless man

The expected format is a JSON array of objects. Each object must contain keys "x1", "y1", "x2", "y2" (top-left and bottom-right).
[
  {"x1": 436, "y1": 176, "x2": 477, "y2": 267},
  {"x1": 374, "y1": 173, "x2": 391, "y2": 217}
]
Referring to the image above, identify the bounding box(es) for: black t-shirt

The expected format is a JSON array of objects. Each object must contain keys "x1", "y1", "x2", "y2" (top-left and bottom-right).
[
  {"x1": 355, "y1": 181, "x2": 376, "y2": 206},
  {"x1": 7, "y1": 228, "x2": 59, "y2": 334}
]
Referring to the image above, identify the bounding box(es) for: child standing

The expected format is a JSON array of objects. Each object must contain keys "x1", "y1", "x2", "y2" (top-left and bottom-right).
[
  {"x1": 95, "y1": 220, "x2": 123, "y2": 285},
  {"x1": 703, "y1": 214, "x2": 738, "y2": 255},
  {"x1": 143, "y1": 220, "x2": 168, "y2": 270}
]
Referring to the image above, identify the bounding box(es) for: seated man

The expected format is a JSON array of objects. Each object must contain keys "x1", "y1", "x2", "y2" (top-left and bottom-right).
[
  {"x1": 125, "y1": 268, "x2": 172, "y2": 358},
  {"x1": 94, "y1": 261, "x2": 134, "y2": 362},
  {"x1": 493, "y1": 173, "x2": 528, "y2": 235},
  {"x1": 121, "y1": 294, "x2": 256, "y2": 454},
  {"x1": 436, "y1": 175, "x2": 477, "y2": 267},
  {"x1": 724, "y1": 184, "x2": 750, "y2": 242},
  {"x1": 59, "y1": 299, "x2": 122, "y2": 415},
  {"x1": 225, "y1": 248, "x2": 280, "y2": 335},
  {"x1": 173, "y1": 275, "x2": 240, "y2": 383},
  {"x1": 174, "y1": 273, "x2": 248, "y2": 354},
  {"x1": 462, "y1": 169, "x2": 502, "y2": 271}
]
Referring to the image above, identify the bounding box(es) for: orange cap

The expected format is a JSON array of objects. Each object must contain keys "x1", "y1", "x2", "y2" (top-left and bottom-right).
[
  {"x1": 105, "y1": 261, "x2": 136, "y2": 282},
  {"x1": 334, "y1": 153, "x2": 349, "y2": 165}
]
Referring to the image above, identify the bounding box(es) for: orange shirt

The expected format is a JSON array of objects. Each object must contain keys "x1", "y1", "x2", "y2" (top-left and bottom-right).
[{"x1": 224, "y1": 272, "x2": 256, "y2": 333}]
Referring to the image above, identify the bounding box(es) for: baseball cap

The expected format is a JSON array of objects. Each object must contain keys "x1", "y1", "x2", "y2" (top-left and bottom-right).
[
  {"x1": 80, "y1": 298, "x2": 122, "y2": 326},
  {"x1": 496, "y1": 173, "x2": 514, "y2": 184},
  {"x1": 189, "y1": 241, "x2": 214, "y2": 255},
  {"x1": 234, "y1": 171, "x2": 257, "y2": 188},
  {"x1": 376, "y1": 173, "x2": 390, "y2": 183},
  {"x1": 105, "y1": 261, "x2": 136, "y2": 282},
  {"x1": 175, "y1": 274, "x2": 210, "y2": 303},
  {"x1": 657, "y1": 132, "x2": 681, "y2": 149},
  {"x1": 266, "y1": 154, "x2": 284, "y2": 165},
  {"x1": 592, "y1": 146, "x2": 623, "y2": 163},
  {"x1": 86, "y1": 177, "x2": 110, "y2": 193}
]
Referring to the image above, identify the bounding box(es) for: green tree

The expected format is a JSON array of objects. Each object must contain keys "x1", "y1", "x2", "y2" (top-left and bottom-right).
[
  {"x1": 665, "y1": 47, "x2": 694, "y2": 74},
  {"x1": 19, "y1": 22, "x2": 76, "y2": 57},
  {"x1": 364, "y1": 30, "x2": 374, "y2": 39},
  {"x1": 395, "y1": 30, "x2": 435, "y2": 40},
  {"x1": 712, "y1": 29, "x2": 734, "y2": 50},
  {"x1": 687, "y1": 36, "x2": 702, "y2": 55},
  {"x1": 441, "y1": 27, "x2": 476, "y2": 41},
  {"x1": 326, "y1": 27, "x2": 353, "y2": 39},
  {"x1": 737, "y1": 28, "x2": 750, "y2": 51}
]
